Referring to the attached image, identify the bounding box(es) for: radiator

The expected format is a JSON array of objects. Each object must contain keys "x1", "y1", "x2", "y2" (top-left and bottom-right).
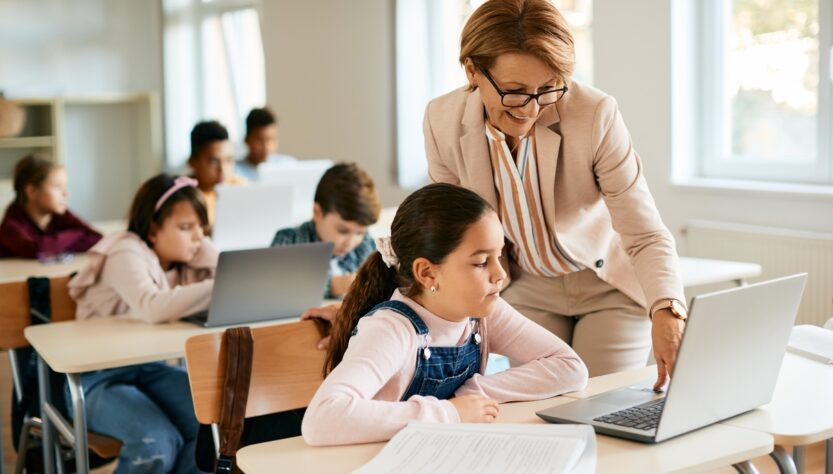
[{"x1": 684, "y1": 220, "x2": 833, "y2": 326}]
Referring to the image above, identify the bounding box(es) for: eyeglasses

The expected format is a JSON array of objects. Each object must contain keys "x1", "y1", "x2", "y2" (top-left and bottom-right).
[{"x1": 480, "y1": 68, "x2": 568, "y2": 107}]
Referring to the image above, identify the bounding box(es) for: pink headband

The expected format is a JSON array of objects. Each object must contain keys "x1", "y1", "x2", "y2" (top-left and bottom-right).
[{"x1": 154, "y1": 176, "x2": 198, "y2": 212}]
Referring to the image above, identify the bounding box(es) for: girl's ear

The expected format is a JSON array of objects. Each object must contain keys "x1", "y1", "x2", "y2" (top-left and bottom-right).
[
  {"x1": 147, "y1": 222, "x2": 159, "y2": 247},
  {"x1": 463, "y1": 58, "x2": 478, "y2": 89},
  {"x1": 24, "y1": 183, "x2": 38, "y2": 204},
  {"x1": 411, "y1": 257, "x2": 438, "y2": 292}
]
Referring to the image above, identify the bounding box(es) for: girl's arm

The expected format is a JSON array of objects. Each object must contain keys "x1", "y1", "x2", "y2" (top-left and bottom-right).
[
  {"x1": 302, "y1": 314, "x2": 459, "y2": 446},
  {"x1": 456, "y1": 298, "x2": 589, "y2": 402},
  {"x1": 100, "y1": 248, "x2": 213, "y2": 323}
]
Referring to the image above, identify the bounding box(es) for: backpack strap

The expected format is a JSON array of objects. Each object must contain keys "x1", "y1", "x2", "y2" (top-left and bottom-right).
[{"x1": 216, "y1": 326, "x2": 254, "y2": 474}]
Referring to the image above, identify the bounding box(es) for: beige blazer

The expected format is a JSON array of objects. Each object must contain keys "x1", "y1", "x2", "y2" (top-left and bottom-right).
[{"x1": 423, "y1": 82, "x2": 684, "y2": 309}]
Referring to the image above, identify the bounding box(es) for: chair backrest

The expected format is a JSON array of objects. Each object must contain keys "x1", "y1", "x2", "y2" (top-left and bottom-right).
[
  {"x1": 0, "y1": 275, "x2": 76, "y2": 349},
  {"x1": 184, "y1": 320, "x2": 327, "y2": 424}
]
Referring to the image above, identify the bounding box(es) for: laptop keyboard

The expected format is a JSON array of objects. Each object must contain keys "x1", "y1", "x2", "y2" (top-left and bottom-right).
[{"x1": 593, "y1": 398, "x2": 665, "y2": 431}]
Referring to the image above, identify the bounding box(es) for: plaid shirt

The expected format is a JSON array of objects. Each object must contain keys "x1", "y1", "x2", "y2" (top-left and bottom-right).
[{"x1": 271, "y1": 220, "x2": 376, "y2": 299}]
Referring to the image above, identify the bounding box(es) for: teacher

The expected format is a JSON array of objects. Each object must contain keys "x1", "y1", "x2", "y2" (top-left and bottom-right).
[{"x1": 423, "y1": 0, "x2": 686, "y2": 389}]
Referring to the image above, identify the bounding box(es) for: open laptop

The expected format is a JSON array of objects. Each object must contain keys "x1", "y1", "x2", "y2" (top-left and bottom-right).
[
  {"x1": 257, "y1": 159, "x2": 332, "y2": 225},
  {"x1": 212, "y1": 183, "x2": 294, "y2": 251},
  {"x1": 185, "y1": 242, "x2": 334, "y2": 327},
  {"x1": 537, "y1": 273, "x2": 807, "y2": 443}
]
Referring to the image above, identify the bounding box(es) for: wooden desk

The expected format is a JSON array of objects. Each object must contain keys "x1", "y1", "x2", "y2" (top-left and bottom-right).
[
  {"x1": 236, "y1": 394, "x2": 772, "y2": 474},
  {"x1": 0, "y1": 255, "x2": 88, "y2": 284},
  {"x1": 679, "y1": 257, "x2": 761, "y2": 287},
  {"x1": 720, "y1": 352, "x2": 833, "y2": 474},
  {"x1": 24, "y1": 310, "x2": 332, "y2": 474}
]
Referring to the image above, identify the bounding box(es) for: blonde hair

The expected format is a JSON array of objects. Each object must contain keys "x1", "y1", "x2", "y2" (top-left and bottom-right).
[{"x1": 460, "y1": 0, "x2": 575, "y2": 89}]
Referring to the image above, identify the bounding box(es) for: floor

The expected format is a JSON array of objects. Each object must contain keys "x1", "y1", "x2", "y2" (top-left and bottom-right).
[{"x1": 1, "y1": 352, "x2": 828, "y2": 473}]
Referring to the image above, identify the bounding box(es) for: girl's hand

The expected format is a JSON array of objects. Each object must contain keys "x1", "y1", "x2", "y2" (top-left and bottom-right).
[
  {"x1": 449, "y1": 395, "x2": 499, "y2": 423},
  {"x1": 301, "y1": 303, "x2": 342, "y2": 350}
]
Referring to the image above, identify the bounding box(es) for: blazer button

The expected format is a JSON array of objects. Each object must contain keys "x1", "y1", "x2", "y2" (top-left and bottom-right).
[{"x1": 595, "y1": 259, "x2": 604, "y2": 268}]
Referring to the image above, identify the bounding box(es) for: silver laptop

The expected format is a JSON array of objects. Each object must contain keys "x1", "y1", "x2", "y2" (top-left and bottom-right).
[
  {"x1": 212, "y1": 183, "x2": 294, "y2": 251},
  {"x1": 537, "y1": 274, "x2": 807, "y2": 443},
  {"x1": 257, "y1": 159, "x2": 332, "y2": 225},
  {"x1": 185, "y1": 242, "x2": 334, "y2": 327}
]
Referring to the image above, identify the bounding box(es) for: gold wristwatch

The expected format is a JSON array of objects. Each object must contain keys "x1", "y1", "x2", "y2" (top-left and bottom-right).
[{"x1": 650, "y1": 299, "x2": 687, "y2": 321}]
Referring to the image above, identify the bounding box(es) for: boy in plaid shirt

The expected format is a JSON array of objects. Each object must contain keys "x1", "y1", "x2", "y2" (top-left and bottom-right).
[{"x1": 272, "y1": 163, "x2": 380, "y2": 298}]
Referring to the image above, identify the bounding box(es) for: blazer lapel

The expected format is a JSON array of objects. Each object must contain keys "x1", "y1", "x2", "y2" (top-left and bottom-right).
[
  {"x1": 535, "y1": 103, "x2": 562, "y2": 228},
  {"x1": 460, "y1": 89, "x2": 499, "y2": 210}
]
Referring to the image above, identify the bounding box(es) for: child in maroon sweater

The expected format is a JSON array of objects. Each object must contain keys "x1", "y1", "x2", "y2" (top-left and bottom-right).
[{"x1": 0, "y1": 154, "x2": 101, "y2": 259}]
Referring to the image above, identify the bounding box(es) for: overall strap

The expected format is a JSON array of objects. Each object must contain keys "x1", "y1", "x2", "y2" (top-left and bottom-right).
[{"x1": 365, "y1": 300, "x2": 429, "y2": 335}]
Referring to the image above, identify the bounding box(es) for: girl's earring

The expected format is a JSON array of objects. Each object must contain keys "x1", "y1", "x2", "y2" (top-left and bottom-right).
[{"x1": 430, "y1": 285, "x2": 437, "y2": 293}]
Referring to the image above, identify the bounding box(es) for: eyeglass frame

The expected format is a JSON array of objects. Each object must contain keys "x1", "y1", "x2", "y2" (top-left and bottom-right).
[{"x1": 479, "y1": 67, "x2": 568, "y2": 107}]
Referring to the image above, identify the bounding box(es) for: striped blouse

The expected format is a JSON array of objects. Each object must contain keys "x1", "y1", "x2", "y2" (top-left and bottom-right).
[{"x1": 485, "y1": 122, "x2": 582, "y2": 277}]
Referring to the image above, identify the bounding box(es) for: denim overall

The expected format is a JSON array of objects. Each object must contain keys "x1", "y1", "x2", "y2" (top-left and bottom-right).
[{"x1": 361, "y1": 300, "x2": 482, "y2": 400}]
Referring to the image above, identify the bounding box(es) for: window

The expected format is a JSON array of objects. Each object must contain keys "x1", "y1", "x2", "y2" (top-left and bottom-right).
[
  {"x1": 395, "y1": 0, "x2": 593, "y2": 188},
  {"x1": 699, "y1": 0, "x2": 833, "y2": 185},
  {"x1": 163, "y1": 0, "x2": 266, "y2": 168}
]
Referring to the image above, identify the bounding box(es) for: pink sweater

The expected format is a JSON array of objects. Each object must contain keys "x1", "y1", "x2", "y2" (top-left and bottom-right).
[
  {"x1": 302, "y1": 290, "x2": 588, "y2": 446},
  {"x1": 68, "y1": 231, "x2": 218, "y2": 323}
]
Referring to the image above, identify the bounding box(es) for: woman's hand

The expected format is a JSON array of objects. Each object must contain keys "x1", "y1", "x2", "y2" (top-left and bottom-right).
[
  {"x1": 300, "y1": 303, "x2": 342, "y2": 350},
  {"x1": 651, "y1": 309, "x2": 685, "y2": 391},
  {"x1": 449, "y1": 395, "x2": 500, "y2": 423}
]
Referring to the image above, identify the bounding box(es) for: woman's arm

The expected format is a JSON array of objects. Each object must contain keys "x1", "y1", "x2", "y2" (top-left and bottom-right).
[
  {"x1": 100, "y1": 249, "x2": 213, "y2": 323},
  {"x1": 302, "y1": 314, "x2": 459, "y2": 446},
  {"x1": 456, "y1": 299, "x2": 588, "y2": 402}
]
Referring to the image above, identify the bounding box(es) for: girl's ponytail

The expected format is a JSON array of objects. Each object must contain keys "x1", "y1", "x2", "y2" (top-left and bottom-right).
[{"x1": 324, "y1": 252, "x2": 397, "y2": 374}]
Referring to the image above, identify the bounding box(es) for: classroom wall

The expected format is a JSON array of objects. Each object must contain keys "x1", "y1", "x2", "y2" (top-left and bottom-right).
[
  {"x1": 0, "y1": 0, "x2": 164, "y2": 219},
  {"x1": 260, "y1": 0, "x2": 410, "y2": 207},
  {"x1": 0, "y1": 0, "x2": 162, "y2": 97},
  {"x1": 592, "y1": 0, "x2": 833, "y2": 240}
]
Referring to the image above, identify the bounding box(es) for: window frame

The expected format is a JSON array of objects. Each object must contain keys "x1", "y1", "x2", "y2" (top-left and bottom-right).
[{"x1": 697, "y1": 0, "x2": 833, "y2": 185}]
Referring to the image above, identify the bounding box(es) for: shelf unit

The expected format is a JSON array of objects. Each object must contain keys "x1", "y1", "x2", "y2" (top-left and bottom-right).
[{"x1": 0, "y1": 93, "x2": 162, "y2": 220}]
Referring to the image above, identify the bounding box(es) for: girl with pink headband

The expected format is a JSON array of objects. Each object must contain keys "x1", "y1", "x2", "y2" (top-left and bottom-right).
[{"x1": 68, "y1": 173, "x2": 216, "y2": 473}]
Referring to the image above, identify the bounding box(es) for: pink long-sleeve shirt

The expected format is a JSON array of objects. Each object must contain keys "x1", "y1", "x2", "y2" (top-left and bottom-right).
[
  {"x1": 68, "y1": 231, "x2": 218, "y2": 323},
  {"x1": 302, "y1": 290, "x2": 588, "y2": 446}
]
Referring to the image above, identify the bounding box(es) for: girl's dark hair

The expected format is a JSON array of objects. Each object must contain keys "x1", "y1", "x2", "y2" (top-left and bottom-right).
[
  {"x1": 13, "y1": 153, "x2": 60, "y2": 205},
  {"x1": 324, "y1": 183, "x2": 494, "y2": 374},
  {"x1": 127, "y1": 174, "x2": 209, "y2": 247}
]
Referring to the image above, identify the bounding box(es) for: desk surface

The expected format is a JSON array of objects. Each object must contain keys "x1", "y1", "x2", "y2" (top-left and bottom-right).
[
  {"x1": 678, "y1": 257, "x2": 761, "y2": 287},
  {"x1": 0, "y1": 255, "x2": 89, "y2": 284},
  {"x1": 720, "y1": 352, "x2": 833, "y2": 446},
  {"x1": 236, "y1": 393, "x2": 772, "y2": 474},
  {"x1": 23, "y1": 310, "x2": 333, "y2": 374}
]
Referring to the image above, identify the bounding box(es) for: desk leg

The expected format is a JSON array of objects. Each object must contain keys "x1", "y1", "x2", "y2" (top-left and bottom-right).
[
  {"x1": 770, "y1": 445, "x2": 798, "y2": 474},
  {"x1": 793, "y1": 446, "x2": 806, "y2": 474},
  {"x1": 825, "y1": 438, "x2": 831, "y2": 474},
  {"x1": 36, "y1": 356, "x2": 56, "y2": 474},
  {"x1": 66, "y1": 373, "x2": 90, "y2": 474},
  {"x1": 733, "y1": 460, "x2": 760, "y2": 473}
]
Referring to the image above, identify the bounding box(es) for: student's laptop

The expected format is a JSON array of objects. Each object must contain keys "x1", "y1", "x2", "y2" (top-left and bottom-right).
[
  {"x1": 212, "y1": 183, "x2": 294, "y2": 251},
  {"x1": 184, "y1": 242, "x2": 334, "y2": 327},
  {"x1": 257, "y1": 159, "x2": 332, "y2": 225},
  {"x1": 537, "y1": 274, "x2": 807, "y2": 443}
]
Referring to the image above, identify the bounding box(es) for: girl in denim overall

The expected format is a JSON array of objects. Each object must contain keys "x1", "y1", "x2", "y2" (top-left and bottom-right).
[{"x1": 302, "y1": 183, "x2": 588, "y2": 446}]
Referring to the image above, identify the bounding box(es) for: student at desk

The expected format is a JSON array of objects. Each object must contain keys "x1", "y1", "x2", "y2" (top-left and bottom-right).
[
  {"x1": 271, "y1": 162, "x2": 380, "y2": 299},
  {"x1": 302, "y1": 184, "x2": 588, "y2": 446},
  {"x1": 68, "y1": 174, "x2": 216, "y2": 474},
  {"x1": 188, "y1": 120, "x2": 246, "y2": 229},
  {"x1": 0, "y1": 153, "x2": 101, "y2": 259},
  {"x1": 235, "y1": 107, "x2": 296, "y2": 182}
]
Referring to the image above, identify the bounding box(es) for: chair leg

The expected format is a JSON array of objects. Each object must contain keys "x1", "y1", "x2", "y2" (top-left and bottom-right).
[{"x1": 14, "y1": 419, "x2": 37, "y2": 474}]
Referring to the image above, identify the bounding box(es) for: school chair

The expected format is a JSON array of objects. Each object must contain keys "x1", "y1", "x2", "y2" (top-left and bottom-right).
[
  {"x1": 0, "y1": 275, "x2": 122, "y2": 473},
  {"x1": 184, "y1": 320, "x2": 327, "y2": 472}
]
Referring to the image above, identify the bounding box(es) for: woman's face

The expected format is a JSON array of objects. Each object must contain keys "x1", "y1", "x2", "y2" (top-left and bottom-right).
[{"x1": 466, "y1": 52, "x2": 561, "y2": 140}]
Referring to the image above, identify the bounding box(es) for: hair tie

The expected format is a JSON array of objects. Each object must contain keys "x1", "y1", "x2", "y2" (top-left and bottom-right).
[
  {"x1": 154, "y1": 176, "x2": 198, "y2": 212},
  {"x1": 375, "y1": 236, "x2": 399, "y2": 269}
]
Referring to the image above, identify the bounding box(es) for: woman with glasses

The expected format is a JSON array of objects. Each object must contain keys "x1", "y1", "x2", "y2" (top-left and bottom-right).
[{"x1": 423, "y1": 0, "x2": 686, "y2": 391}]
